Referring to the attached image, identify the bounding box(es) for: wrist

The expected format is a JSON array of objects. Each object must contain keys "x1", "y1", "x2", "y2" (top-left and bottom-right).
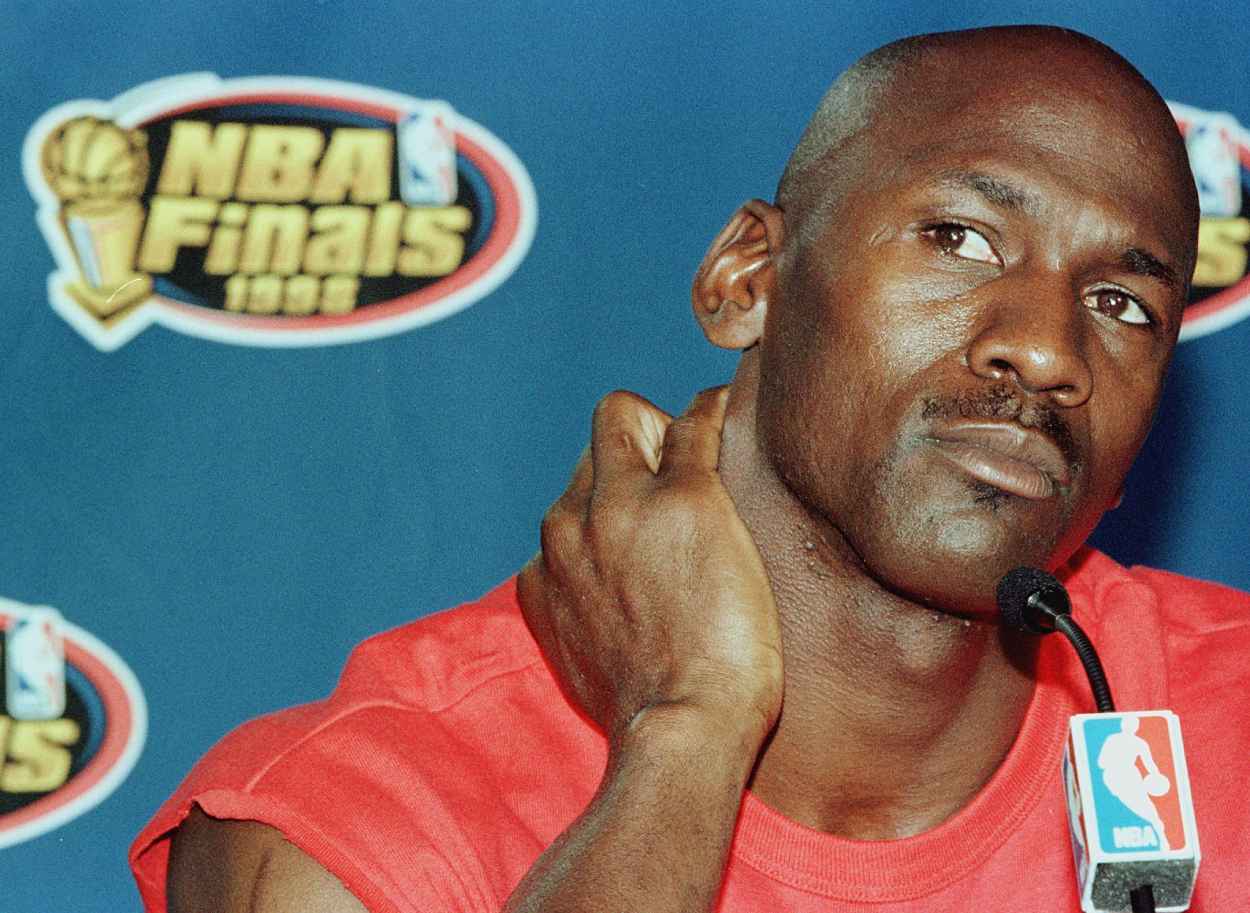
[{"x1": 609, "y1": 699, "x2": 771, "y2": 783}]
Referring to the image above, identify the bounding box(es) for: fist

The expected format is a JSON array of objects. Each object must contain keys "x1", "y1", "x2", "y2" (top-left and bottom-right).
[{"x1": 517, "y1": 387, "x2": 784, "y2": 750}]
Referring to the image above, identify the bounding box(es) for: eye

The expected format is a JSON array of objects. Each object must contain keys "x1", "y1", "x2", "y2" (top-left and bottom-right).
[
  {"x1": 1086, "y1": 289, "x2": 1152, "y2": 326},
  {"x1": 925, "y1": 223, "x2": 1000, "y2": 265}
]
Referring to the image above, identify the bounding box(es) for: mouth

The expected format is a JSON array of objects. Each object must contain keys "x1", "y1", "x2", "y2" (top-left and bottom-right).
[{"x1": 925, "y1": 422, "x2": 1073, "y2": 501}]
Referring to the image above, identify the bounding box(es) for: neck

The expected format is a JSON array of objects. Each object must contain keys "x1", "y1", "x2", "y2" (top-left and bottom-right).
[{"x1": 719, "y1": 354, "x2": 1038, "y2": 840}]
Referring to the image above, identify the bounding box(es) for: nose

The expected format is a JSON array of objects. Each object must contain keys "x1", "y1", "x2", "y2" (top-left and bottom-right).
[{"x1": 965, "y1": 274, "x2": 1093, "y2": 409}]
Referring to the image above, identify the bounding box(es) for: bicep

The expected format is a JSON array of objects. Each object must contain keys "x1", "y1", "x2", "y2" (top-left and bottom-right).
[{"x1": 168, "y1": 806, "x2": 369, "y2": 913}]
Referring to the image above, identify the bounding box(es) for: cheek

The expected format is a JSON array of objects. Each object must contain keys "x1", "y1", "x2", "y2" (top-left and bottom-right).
[
  {"x1": 757, "y1": 262, "x2": 977, "y2": 501},
  {"x1": 1085, "y1": 388, "x2": 1160, "y2": 493}
]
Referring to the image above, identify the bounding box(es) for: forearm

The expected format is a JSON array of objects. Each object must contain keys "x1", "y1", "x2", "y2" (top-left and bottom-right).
[{"x1": 503, "y1": 704, "x2": 764, "y2": 913}]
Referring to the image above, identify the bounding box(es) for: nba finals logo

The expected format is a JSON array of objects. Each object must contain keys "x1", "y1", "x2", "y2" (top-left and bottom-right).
[
  {"x1": 24, "y1": 74, "x2": 536, "y2": 350},
  {"x1": 0, "y1": 597, "x2": 146, "y2": 849},
  {"x1": 1171, "y1": 102, "x2": 1250, "y2": 339}
]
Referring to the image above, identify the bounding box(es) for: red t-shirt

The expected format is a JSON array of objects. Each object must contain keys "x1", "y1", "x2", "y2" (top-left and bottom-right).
[{"x1": 130, "y1": 548, "x2": 1250, "y2": 911}]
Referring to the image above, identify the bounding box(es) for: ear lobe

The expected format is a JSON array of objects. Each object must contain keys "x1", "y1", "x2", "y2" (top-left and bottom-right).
[{"x1": 692, "y1": 199, "x2": 785, "y2": 350}]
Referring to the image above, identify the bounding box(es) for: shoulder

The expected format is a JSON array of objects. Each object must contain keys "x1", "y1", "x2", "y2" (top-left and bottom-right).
[
  {"x1": 166, "y1": 807, "x2": 368, "y2": 913},
  {"x1": 132, "y1": 578, "x2": 603, "y2": 912},
  {"x1": 1120, "y1": 564, "x2": 1250, "y2": 635},
  {"x1": 1062, "y1": 548, "x2": 1250, "y2": 706},
  {"x1": 333, "y1": 576, "x2": 546, "y2": 708},
  {"x1": 155, "y1": 577, "x2": 559, "y2": 810},
  {"x1": 1064, "y1": 547, "x2": 1250, "y2": 637}
]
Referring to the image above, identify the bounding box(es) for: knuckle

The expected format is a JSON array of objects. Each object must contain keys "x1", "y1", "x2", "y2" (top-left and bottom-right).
[
  {"x1": 593, "y1": 390, "x2": 634, "y2": 421},
  {"x1": 583, "y1": 497, "x2": 632, "y2": 550},
  {"x1": 539, "y1": 507, "x2": 581, "y2": 564},
  {"x1": 592, "y1": 390, "x2": 647, "y2": 432},
  {"x1": 652, "y1": 487, "x2": 700, "y2": 530},
  {"x1": 601, "y1": 389, "x2": 644, "y2": 409},
  {"x1": 582, "y1": 508, "x2": 612, "y2": 551}
]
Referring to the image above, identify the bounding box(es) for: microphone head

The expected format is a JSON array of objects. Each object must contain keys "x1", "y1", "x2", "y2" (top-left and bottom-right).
[{"x1": 996, "y1": 566, "x2": 1068, "y2": 635}]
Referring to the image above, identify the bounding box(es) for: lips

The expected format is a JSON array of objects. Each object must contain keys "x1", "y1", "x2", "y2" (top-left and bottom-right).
[{"x1": 926, "y1": 422, "x2": 1073, "y2": 500}]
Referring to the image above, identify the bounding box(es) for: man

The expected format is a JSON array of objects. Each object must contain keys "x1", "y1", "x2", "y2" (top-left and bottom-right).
[{"x1": 131, "y1": 25, "x2": 1250, "y2": 912}]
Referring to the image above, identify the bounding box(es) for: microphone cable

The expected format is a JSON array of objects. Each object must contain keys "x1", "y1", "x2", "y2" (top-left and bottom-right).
[
  {"x1": 996, "y1": 566, "x2": 1114, "y2": 713},
  {"x1": 997, "y1": 567, "x2": 1156, "y2": 913}
]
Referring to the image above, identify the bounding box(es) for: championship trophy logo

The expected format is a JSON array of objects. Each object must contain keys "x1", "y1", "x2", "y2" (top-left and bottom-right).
[
  {"x1": 24, "y1": 74, "x2": 536, "y2": 350},
  {"x1": 39, "y1": 117, "x2": 153, "y2": 326}
]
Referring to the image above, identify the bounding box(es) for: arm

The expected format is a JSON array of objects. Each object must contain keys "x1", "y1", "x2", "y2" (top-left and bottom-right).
[
  {"x1": 165, "y1": 388, "x2": 779, "y2": 913},
  {"x1": 167, "y1": 807, "x2": 368, "y2": 913},
  {"x1": 503, "y1": 705, "x2": 764, "y2": 913},
  {"x1": 507, "y1": 388, "x2": 783, "y2": 913}
]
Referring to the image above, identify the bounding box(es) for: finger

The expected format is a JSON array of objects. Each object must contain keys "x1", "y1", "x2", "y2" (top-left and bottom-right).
[
  {"x1": 590, "y1": 391, "x2": 674, "y2": 490},
  {"x1": 635, "y1": 400, "x2": 671, "y2": 474},
  {"x1": 657, "y1": 386, "x2": 730, "y2": 476}
]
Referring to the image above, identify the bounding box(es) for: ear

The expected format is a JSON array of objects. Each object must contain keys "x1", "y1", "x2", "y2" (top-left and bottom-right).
[{"x1": 692, "y1": 199, "x2": 786, "y2": 350}]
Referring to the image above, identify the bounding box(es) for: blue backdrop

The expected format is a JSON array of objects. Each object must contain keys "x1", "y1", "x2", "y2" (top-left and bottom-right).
[{"x1": 1, "y1": 1, "x2": 1247, "y2": 910}]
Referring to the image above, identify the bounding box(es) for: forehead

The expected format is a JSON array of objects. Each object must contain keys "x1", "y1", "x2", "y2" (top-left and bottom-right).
[{"x1": 837, "y1": 74, "x2": 1196, "y2": 267}]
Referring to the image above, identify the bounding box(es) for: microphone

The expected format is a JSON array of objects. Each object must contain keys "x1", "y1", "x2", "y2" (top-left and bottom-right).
[
  {"x1": 996, "y1": 566, "x2": 1114, "y2": 713},
  {"x1": 996, "y1": 568, "x2": 1201, "y2": 913}
]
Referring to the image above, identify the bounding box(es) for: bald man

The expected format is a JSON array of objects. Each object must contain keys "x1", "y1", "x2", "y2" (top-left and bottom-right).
[{"x1": 132, "y1": 26, "x2": 1250, "y2": 912}]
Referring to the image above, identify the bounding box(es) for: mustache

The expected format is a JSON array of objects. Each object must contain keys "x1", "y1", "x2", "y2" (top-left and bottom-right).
[{"x1": 920, "y1": 385, "x2": 1081, "y2": 469}]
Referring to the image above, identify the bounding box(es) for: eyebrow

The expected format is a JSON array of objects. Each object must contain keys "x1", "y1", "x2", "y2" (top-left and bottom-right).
[
  {"x1": 934, "y1": 169, "x2": 1041, "y2": 215},
  {"x1": 1120, "y1": 247, "x2": 1184, "y2": 293},
  {"x1": 933, "y1": 169, "x2": 1185, "y2": 293}
]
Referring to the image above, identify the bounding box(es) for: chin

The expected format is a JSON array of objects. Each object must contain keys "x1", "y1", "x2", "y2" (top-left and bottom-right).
[{"x1": 853, "y1": 488, "x2": 1076, "y2": 618}]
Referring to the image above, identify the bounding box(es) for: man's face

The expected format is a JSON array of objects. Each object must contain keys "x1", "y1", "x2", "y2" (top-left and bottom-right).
[{"x1": 754, "y1": 62, "x2": 1196, "y2": 615}]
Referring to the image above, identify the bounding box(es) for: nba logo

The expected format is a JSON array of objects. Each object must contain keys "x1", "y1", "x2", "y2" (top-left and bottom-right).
[
  {"x1": 399, "y1": 103, "x2": 458, "y2": 206},
  {"x1": 4, "y1": 606, "x2": 66, "y2": 721},
  {"x1": 1066, "y1": 712, "x2": 1200, "y2": 912},
  {"x1": 1184, "y1": 111, "x2": 1242, "y2": 218},
  {"x1": 1082, "y1": 713, "x2": 1187, "y2": 854}
]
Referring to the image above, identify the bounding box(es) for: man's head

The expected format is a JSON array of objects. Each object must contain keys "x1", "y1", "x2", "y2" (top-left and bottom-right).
[{"x1": 692, "y1": 26, "x2": 1199, "y2": 614}]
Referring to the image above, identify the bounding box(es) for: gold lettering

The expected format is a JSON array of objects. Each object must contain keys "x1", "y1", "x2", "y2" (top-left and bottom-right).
[
  {"x1": 397, "y1": 206, "x2": 472, "y2": 276},
  {"x1": 224, "y1": 274, "x2": 249, "y2": 312},
  {"x1": 156, "y1": 121, "x2": 247, "y2": 199},
  {"x1": 246, "y1": 274, "x2": 284, "y2": 315},
  {"x1": 364, "y1": 202, "x2": 404, "y2": 276},
  {"x1": 204, "y1": 202, "x2": 250, "y2": 275},
  {"x1": 1194, "y1": 217, "x2": 1250, "y2": 287},
  {"x1": 137, "y1": 196, "x2": 219, "y2": 272},
  {"x1": 284, "y1": 275, "x2": 320, "y2": 315},
  {"x1": 235, "y1": 126, "x2": 325, "y2": 202},
  {"x1": 239, "y1": 205, "x2": 309, "y2": 275},
  {"x1": 320, "y1": 274, "x2": 360, "y2": 314},
  {"x1": 308, "y1": 128, "x2": 392, "y2": 204},
  {"x1": 1, "y1": 719, "x2": 80, "y2": 793},
  {"x1": 303, "y1": 206, "x2": 369, "y2": 275}
]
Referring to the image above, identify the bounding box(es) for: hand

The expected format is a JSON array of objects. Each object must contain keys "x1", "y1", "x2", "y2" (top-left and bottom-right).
[{"x1": 517, "y1": 387, "x2": 784, "y2": 751}]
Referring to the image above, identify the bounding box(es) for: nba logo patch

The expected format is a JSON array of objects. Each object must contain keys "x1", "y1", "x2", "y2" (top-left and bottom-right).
[
  {"x1": 399, "y1": 103, "x2": 458, "y2": 206},
  {"x1": 1082, "y1": 714, "x2": 1187, "y2": 854},
  {"x1": 1065, "y1": 711, "x2": 1200, "y2": 912},
  {"x1": 4, "y1": 606, "x2": 66, "y2": 721}
]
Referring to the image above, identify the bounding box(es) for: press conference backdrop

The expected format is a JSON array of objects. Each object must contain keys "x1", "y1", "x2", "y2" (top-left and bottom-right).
[{"x1": 1, "y1": 1, "x2": 1248, "y2": 909}]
